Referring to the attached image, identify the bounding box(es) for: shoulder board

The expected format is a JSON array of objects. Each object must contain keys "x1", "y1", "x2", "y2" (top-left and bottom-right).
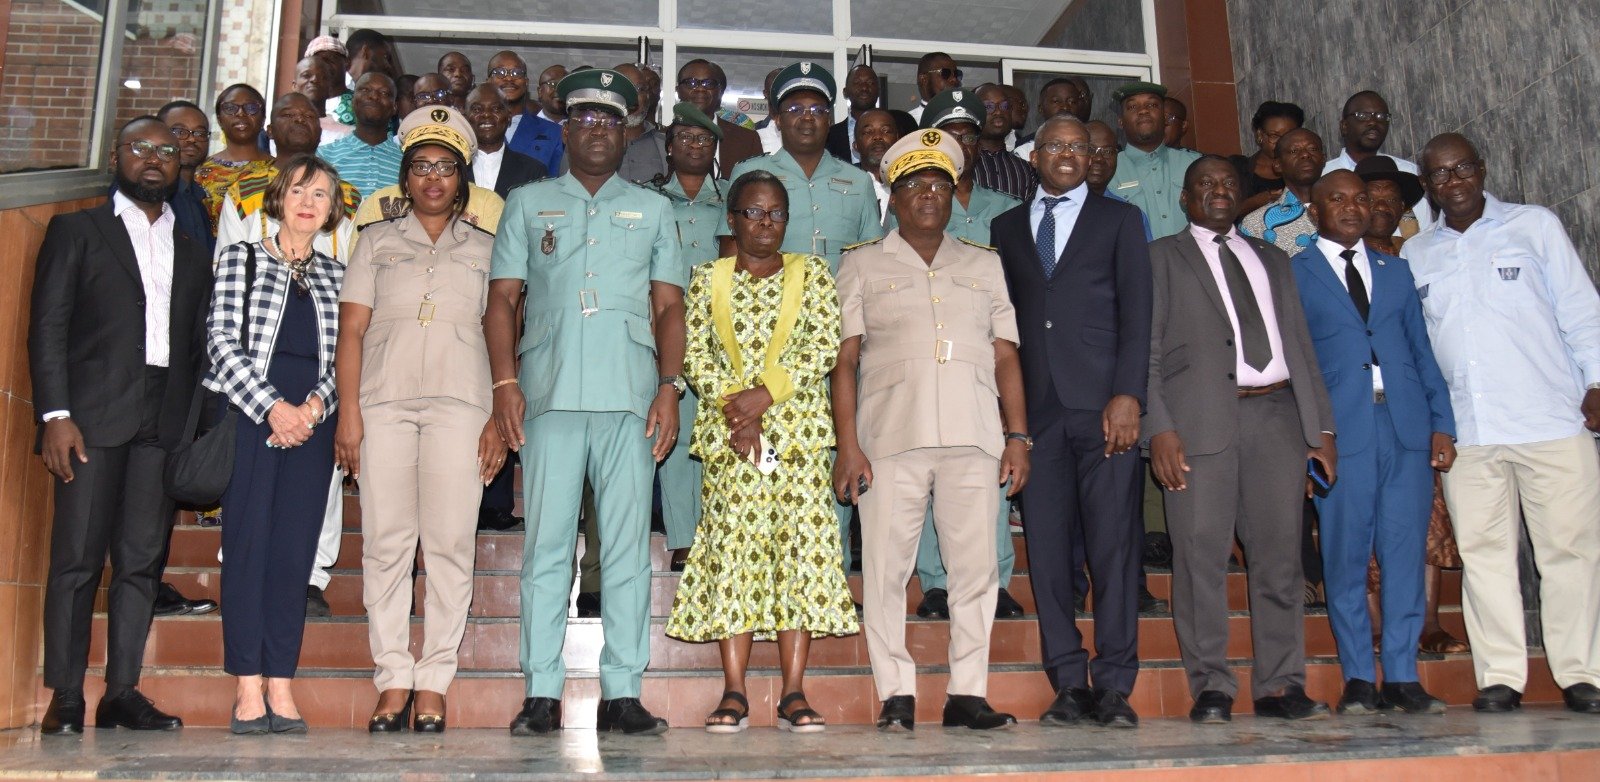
[
  {"x1": 842, "y1": 238, "x2": 882, "y2": 252},
  {"x1": 958, "y1": 237, "x2": 997, "y2": 252},
  {"x1": 464, "y1": 221, "x2": 495, "y2": 237},
  {"x1": 338, "y1": 181, "x2": 361, "y2": 217}
]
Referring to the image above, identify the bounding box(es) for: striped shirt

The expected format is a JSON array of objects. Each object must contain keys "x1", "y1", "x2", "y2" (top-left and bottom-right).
[
  {"x1": 974, "y1": 147, "x2": 1037, "y2": 201},
  {"x1": 318, "y1": 133, "x2": 403, "y2": 202}
]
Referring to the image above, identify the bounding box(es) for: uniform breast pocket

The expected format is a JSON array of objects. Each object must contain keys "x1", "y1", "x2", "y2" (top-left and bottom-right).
[
  {"x1": 950, "y1": 275, "x2": 992, "y2": 313},
  {"x1": 611, "y1": 213, "x2": 655, "y2": 258},
  {"x1": 827, "y1": 182, "x2": 864, "y2": 234},
  {"x1": 534, "y1": 217, "x2": 579, "y2": 265},
  {"x1": 1488, "y1": 251, "x2": 1541, "y2": 313},
  {"x1": 867, "y1": 275, "x2": 913, "y2": 325}
]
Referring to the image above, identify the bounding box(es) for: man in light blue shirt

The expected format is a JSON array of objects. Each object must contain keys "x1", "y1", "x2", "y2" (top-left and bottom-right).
[
  {"x1": 1404, "y1": 132, "x2": 1600, "y2": 716},
  {"x1": 316, "y1": 72, "x2": 403, "y2": 201}
]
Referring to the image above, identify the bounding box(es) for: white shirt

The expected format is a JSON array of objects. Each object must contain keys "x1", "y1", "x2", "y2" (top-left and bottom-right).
[
  {"x1": 113, "y1": 191, "x2": 175, "y2": 368},
  {"x1": 1189, "y1": 224, "x2": 1291, "y2": 386},
  {"x1": 1315, "y1": 236, "x2": 1383, "y2": 390},
  {"x1": 473, "y1": 145, "x2": 506, "y2": 193},
  {"x1": 507, "y1": 113, "x2": 523, "y2": 141},
  {"x1": 908, "y1": 101, "x2": 926, "y2": 123},
  {"x1": 1013, "y1": 138, "x2": 1034, "y2": 161},
  {"x1": 537, "y1": 109, "x2": 562, "y2": 124},
  {"x1": 756, "y1": 121, "x2": 781, "y2": 154},
  {"x1": 1028, "y1": 181, "x2": 1089, "y2": 265},
  {"x1": 1323, "y1": 148, "x2": 1433, "y2": 230},
  {"x1": 1404, "y1": 193, "x2": 1600, "y2": 446},
  {"x1": 870, "y1": 173, "x2": 889, "y2": 221}
]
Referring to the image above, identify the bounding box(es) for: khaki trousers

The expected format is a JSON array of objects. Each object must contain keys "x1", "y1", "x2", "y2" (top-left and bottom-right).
[
  {"x1": 861, "y1": 446, "x2": 999, "y2": 699},
  {"x1": 1443, "y1": 433, "x2": 1600, "y2": 690},
  {"x1": 359, "y1": 396, "x2": 489, "y2": 693}
]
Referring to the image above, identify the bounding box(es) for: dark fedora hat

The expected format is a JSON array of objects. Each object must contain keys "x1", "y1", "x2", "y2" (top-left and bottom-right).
[{"x1": 1354, "y1": 155, "x2": 1425, "y2": 208}]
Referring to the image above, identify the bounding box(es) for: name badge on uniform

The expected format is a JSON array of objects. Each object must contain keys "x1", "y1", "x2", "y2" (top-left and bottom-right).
[
  {"x1": 614, "y1": 210, "x2": 643, "y2": 219},
  {"x1": 542, "y1": 225, "x2": 556, "y2": 255},
  {"x1": 829, "y1": 177, "x2": 853, "y2": 186},
  {"x1": 1117, "y1": 181, "x2": 1138, "y2": 189},
  {"x1": 1498, "y1": 266, "x2": 1521, "y2": 281}
]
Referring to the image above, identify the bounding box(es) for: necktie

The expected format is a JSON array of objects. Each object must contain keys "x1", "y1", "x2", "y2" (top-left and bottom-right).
[
  {"x1": 1342, "y1": 248, "x2": 1379, "y2": 366},
  {"x1": 1214, "y1": 234, "x2": 1272, "y2": 371},
  {"x1": 1036, "y1": 195, "x2": 1067, "y2": 277}
]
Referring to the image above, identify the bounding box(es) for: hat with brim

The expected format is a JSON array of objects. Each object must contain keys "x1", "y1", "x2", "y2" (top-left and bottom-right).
[
  {"x1": 772, "y1": 61, "x2": 835, "y2": 106},
  {"x1": 398, "y1": 105, "x2": 476, "y2": 159},
  {"x1": 882, "y1": 128, "x2": 963, "y2": 184},
  {"x1": 1354, "y1": 155, "x2": 1426, "y2": 208},
  {"x1": 1111, "y1": 81, "x2": 1166, "y2": 106},
  {"x1": 920, "y1": 88, "x2": 985, "y2": 130},
  {"x1": 670, "y1": 101, "x2": 722, "y2": 139},
  {"x1": 559, "y1": 68, "x2": 636, "y2": 117}
]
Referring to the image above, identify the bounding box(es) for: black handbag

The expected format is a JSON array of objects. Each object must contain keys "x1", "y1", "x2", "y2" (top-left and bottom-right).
[{"x1": 164, "y1": 244, "x2": 257, "y2": 506}]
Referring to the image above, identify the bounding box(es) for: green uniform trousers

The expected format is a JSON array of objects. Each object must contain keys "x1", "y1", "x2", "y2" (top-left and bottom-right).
[{"x1": 657, "y1": 389, "x2": 702, "y2": 551}]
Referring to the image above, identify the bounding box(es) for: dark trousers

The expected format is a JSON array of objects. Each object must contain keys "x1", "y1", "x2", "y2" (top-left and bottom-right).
[
  {"x1": 43, "y1": 366, "x2": 172, "y2": 691},
  {"x1": 1021, "y1": 406, "x2": 1144, "y2": 695},
  {"x1": 1166, "y1": 388, "x2": 1308, "y2": 699},
  {"x1": 481, "y1": 451, "x2": 519, "y2": 512}
]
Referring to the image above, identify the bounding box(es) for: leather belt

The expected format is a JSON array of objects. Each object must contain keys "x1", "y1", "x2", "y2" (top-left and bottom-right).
[{"x1": 1236, "y1": 379, "x2": 1290, "y2": 398}]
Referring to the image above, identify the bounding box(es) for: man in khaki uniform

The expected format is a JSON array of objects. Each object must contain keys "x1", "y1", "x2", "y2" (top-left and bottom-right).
[{"x1": 833, "y1": 129, "x2": 1031, "y2": 732}]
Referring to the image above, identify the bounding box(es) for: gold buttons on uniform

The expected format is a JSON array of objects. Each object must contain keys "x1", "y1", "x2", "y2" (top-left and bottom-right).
[
  {"x1": 927, "y1": 271, "x2": 935, "y2": 277},
  {"x1": 937, "y1": 322, "x2": 945, "y2": 329},
  {"x1": 932, "y1": 297, "x2": 941, "y2": 303},
  {"x1": 427, "y1": 267, "x2": 435, "y2": 273}
]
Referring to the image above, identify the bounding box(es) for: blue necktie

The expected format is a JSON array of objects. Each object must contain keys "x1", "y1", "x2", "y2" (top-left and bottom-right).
[{"x1": 1036, "y1": 195, "x2": 1067, "y2": 277}]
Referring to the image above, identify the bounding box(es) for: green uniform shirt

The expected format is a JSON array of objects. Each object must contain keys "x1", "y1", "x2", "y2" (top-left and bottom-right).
[
  {"x1": 721, "y1": 149, "x2": 883, "y2": 272},
  {"x1": 1108, "y1": 143, "x2": 1202, "y2": 239},
  {"x1": 492, "y1": 172, "x2": 686, "y2": 421},
  {"x1": 658, "y1": 174, "x2": 729, "y2": 268},
  {"x1": 882, "y1": 183, "x2": 1019, "y2": 245}
]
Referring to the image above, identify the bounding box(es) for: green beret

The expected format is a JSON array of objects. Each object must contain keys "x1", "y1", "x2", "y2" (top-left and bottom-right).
[
  {"x1": 558, "y1": 68, "x2": 637, "y2": 116},
  {"x1": 920, "y1": 88, "x2": 985, "y2": 130},
  {"x1": 772, "y1": 61, "x2": 835, "y2": 106},
  {"x1": 1111, "y1": 81, "x2": 1167, "y2": 106},
  {"x1": 670, "y1": 101, "x2": 722, "y2": 139}
]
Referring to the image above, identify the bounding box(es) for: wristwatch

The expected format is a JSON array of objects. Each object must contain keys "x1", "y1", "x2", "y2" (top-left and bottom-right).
[
  {"x1": 1005, "y1": 432, "x2": 1033, "y2": 450},
  {"x1": 659, "y1": 375, "x2": 687, "y2": 396}
]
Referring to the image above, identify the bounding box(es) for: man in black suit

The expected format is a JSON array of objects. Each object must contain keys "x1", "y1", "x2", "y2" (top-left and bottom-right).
[
  {"x1": 29, "y1": 117, "x2": 213, "y2": 734},
  {"x1": 466, "y1": 84, "x2": 548, "y2": 199},
  {"x1": 825, "y1": 64, "x2": 916, "y2": 163},
  {"x1": 994, "y1": 115, "x2": 1151, "y2": 727}
]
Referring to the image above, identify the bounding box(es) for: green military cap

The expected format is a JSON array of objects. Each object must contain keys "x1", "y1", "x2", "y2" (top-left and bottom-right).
[
  {"x1": 1111, "y1": 81, "x2": 1167, "y2": 106},
  {"x1": 669, "y1": 101, "x2": 722, "y2": 139},
  {"x1": 558, "y1": 68, "x2": 637, "y2": 116},
  {"x1": 772, "y1": 61, "x2": 835, "y2": 106},
  {"x1": 920, "y1": 87, "x2": 986, "y2": 130}
]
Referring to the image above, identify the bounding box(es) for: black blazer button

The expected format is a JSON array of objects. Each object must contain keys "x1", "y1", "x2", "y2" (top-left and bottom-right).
[
  {"x1": 1225, "y1": 338, "x2": 1234, "y2": 346},
  {"x1": 1366, "y1": 330, "x2": 1374, "y2": 336},
  {"x1": 1227, "y1": 372, "x2": 1235, "y2": 380}
]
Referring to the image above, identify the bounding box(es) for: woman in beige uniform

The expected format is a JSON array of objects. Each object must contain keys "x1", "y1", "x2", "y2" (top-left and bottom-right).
[{"x1": 333, "y1": 106, "x2": 506, "y2": 733}]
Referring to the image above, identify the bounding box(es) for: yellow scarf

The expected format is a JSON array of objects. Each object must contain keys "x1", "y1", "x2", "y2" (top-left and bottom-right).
[{"x1": 709, "y1": 252, "x2": 807, "y2": 406}]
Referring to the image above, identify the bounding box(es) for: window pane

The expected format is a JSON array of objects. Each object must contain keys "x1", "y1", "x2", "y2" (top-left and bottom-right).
[
  {"x1": 852, "y1": 0, "x2": 1144, "y2": 53},
  {"x1": 0, "y1": 0, "x2": 112, "y2": 173},
  {"x1": 344, "y1": 0, "x2": 656, "y2": 27},
  {"x1": 678, "y1": 0, "x2": 830, "y2": 35},
  {"x1": 113, "y1": 0, "x2": 211, "y2": 131}
]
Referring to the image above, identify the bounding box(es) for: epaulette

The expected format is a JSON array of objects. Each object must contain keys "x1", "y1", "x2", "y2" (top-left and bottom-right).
[
  {"x1": 463, "y1": 220, "x2": 496, "y2": 237},
  {"x1": 959, "y1": 237, "x2": 996, "y2": 252},
  {"x1": 842, "y1": 238, "x2": 882, "y2": 252}
]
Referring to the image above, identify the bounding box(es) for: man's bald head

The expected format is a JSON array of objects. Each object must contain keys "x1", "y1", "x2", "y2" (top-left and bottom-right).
[{"x1": 1419, "y1": 132, "x2": 1480, "y2": 170}]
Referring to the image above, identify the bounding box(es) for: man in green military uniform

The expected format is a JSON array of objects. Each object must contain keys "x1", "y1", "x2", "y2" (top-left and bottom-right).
[
  {"x1": 488, "y1": 68, "x2": 687, "y2": 736},
  {"x1": 1106, "y1": 81, "x2": 1201, "y2": 239}
]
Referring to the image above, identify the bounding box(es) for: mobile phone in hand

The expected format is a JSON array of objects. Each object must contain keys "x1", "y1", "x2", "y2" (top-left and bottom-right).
[{"x1": 1307, "y1": 457, "x2": 1333, "y2": 497}]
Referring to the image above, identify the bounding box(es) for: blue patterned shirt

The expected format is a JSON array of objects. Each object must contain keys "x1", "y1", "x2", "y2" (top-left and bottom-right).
[{"x1": 317, "y1": 133, "x2": 403, "y2": 202}]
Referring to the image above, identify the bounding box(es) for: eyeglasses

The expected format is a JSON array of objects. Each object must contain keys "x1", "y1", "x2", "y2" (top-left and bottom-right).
[
  {"x1": 732, "y1": 206, "x2": 789, "y2": 222},
  {"x1": 921, "y1": 67, "x2": 963, "y2": 82},
  {"x1": 949, "y1": 132, "x2": 980, "y2": 146},
  {"x1": 489, "y1": 67, "x2": 527, "y2": 79},
  {"x1": 539, "y1": 79, "x2": 560, "y2": 89},
  {"x1": 415, "y1": 89, "x2": 454, "y2": 103},
  {"x1": 1424, "y1": 159, "x2": 1482, "y2": 185},
  {"x1": 1344, "y1": 110, "x2": 1392, "y2": 123},
  {"x1": 407, "y1": 159, "x2": 460, "y2": 177},
  {"x1": 781, "y1": 104, "x2": 830, "y2": 119},
  {"x1": 892, "y1": 179, "x2": 955, "y2": 194},
  {"x1": 677, "y1": 77, "x2": 724, "y2": 91},
  {"x1": 1165, "y1": 115, "x2": 1184, "y2": 125},
  {"x1": 169, "y1": 127, "x2": 211, "y2": 140},
  {"x1": 120, "y1": 140, "x2": 180, "y2": 161},
  {"x1": 674, "y1": 132, "x2": 717, "y2": 148},
  {"x1": 1088, "y1": 144, "x2": 1120, "y2": 159},
  {"x1": 982, "y1": 100, "x2": 1012, "y2": 112},
  {"x1": 1037, "y1": 140, "x2": 1091, "y2": 156},
  {"x1": 570, "y1": 114, "x2": 624, "y2": 129},
  {"x1": 218, "y1": 102, "x2": 263, "y2": 117}
]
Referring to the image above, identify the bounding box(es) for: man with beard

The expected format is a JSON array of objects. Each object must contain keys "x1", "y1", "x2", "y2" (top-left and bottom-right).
[
  {"x1": 675, "y1": 58, "x2": 762, "y2": 173},
  {"x1": 317, "y1": 72, "x2": 404, "y2": 200},
  {"x1": 825, "y1": 64, "x2": 915, "y2": 164},
  {"x1": 972, "y1": 83, "x2": 1036, "y2": 200},
  {"x1": 536, "y1": 64, "x2": 567, "y2": 123},
  {"x1": 1105, "y1": 82, "x2": 1200, "y2": 238},
  {"x1": 1014, "y1": 76, "x2": 1091, "y2": 159},
  {"x1": 32, "y1": 117, "x2": 213, "y2": 735},
  {"x1": 852, "y1": 108, "x2": 900, "y2": 219},
  {"x1": 489, "y1": 51, "x2": 564, "y2": 173},
  {"x1": 491, "y1": 68, "x2": 685, "y2": 737},
  {"x1": 438, "y1": 51, "x2": 475, "y2": 103},
  {"x1": 1240, "y1": 128, "x2": 1326, "y2": 255},
  {"x1": 612, "y1": 63, "x2": 668, "y2": 184},
  {"x1": 1323, "y1": 91, "x2": 1430, "y2": 230},
  {"x1": 466, "y1": 83, "x2": 547, "y2": 198}
]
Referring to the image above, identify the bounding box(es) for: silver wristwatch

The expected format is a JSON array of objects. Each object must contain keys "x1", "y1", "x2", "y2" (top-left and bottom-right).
[{"x1": 659, "y1": 375, "x2": 687, "y2": 396}]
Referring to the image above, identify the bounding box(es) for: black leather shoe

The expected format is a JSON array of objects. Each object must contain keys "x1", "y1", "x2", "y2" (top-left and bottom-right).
[
  {"x1": 597, "y1": 698, "x2": 668, "y2": 735},
  {"x1": 916, "y1": 588, "x2": 949, "y2": 619},
  {"x1": 1562, "y1": 683, "x2": 1600, "y2": 714},
  {"x1": 153, "y1": 583, "x2": 192, "y2": 617},
  {"x1": 367, "y1": 691, "x2": 412, "y2": 733},
  {"x1": 1189, "y1": 690, "x2": 1233, "y2": 724},
  {"x1": 876, "y1": 695, "x2": 915, "y2": 731},
  {"x1": 95, "y1": 689, "x2": 182, "y2": 730},
  {"x1": 1472, "y1": 684, "x2": 1522, "y2": 713},
  {"x1": 40, "y1": 688, "x2": 85, "y2": 735},
  {"x1": 305, "y1": 586, "x2": 331, "y2": 617},
  {"x1": 1039, "y1": 687, "x2": 1094, "y2": 725},
  {"x1": 478, "y1": 506, "x2": 522, "y2": 531},
  {"x1": 1337, "y1": 679, "x2": 1380, "y2": 715},
  {"x1": 1253, "y1": 685, "x2": 1330, "y2": 721},
  {"x1": 575, "y1": 592, "x2": 601, "y2": 618},
  {"x1": 1137, "y1": 586, "x2": 1168, "y2": 614},
  {"x1": 509, "y1": 697, "x2": 562, "y2": 735},
  {"x1": 941, "y1": 694, "x2": 1015, "y2": 730},
  {"x1": 994, "y1": 588, "x2": 1024, "y2": 619},
  {"x1": 1093, "y1": 688, "x2": 1139, "y2": 728},
  {"x1": 1381, "y1": 681, "x2": 1446, "y2": 714}
]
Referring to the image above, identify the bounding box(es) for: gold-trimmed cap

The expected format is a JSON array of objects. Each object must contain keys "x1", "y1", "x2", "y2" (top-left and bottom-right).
[
  {"x1": 882, "y1": 128, "x2": 963, "y2": 184},
  {"x1": 398, "y1": 105, "x2": 476, "y2": 159}
]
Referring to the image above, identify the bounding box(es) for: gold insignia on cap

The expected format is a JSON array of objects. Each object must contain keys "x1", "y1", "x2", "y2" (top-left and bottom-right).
[
  {"x1": 800, "y1": 62, "x2": 812, "y2": 75},
  {"x1": 921, "y1": 130, "x2": 940, "y2": 146},
  {"x1": 600, "y1": 72, "x2": 614, "y2": 87},
  {"x1": 430, "y1": 108, "x2": 448, "y2": 123}
]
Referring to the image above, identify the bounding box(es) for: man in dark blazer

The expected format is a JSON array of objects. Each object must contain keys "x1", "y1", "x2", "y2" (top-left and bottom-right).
[
  {"x1": 825, "y1": 64, "x2": 917, "y2": 163},
  {"x1": 466, "y1": 84, "x2": 548, "y2": 199},
  {"x1": 994, "y1": 115, "x2": 1151, "y2": 727},
  {"x1": 28, "y1": 117, "x2": 213, "y2": 734},
  {"x1": 1291, "y1": 170, "x2": 1453, "y2": 715},
  {"x1": 1145, "y1": 155, "x2": 1337, "y2": 723}
]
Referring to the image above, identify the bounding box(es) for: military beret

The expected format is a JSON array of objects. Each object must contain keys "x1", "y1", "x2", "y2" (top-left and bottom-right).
[
  {"x1": 882, "y1": 128, "x2": 963, "y2": 185},
  {"x1": 772, "y1": 61, "x2": 835, "y2": 106},
  {"x1": 398, "y1": 105, "x2": 476, "y2": 159},
  {"x1": 559, "y1": 68, "x2": 637, "y2": 117},
  {"x1": 1111, "y1": 81, "x2": 1167, "y2": 106},
  {"x1": 920, "y1": 87, "x2": 986, "y2": 130},
  {"x1": 669, "y1": 101, "x2": 722, "y2": 139}
]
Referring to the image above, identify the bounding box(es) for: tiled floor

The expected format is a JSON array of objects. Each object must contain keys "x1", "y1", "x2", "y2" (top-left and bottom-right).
[{"x1": 0, "y1": 707, "x2": 1596, "y2": 781}]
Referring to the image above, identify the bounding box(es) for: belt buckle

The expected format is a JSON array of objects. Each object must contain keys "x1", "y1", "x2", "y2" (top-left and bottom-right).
[
  {"x1": 935, "y1": 340, "x2": 953, "y2": 364},
  {"x1": 811, "y1": 236, "x2": 829, "y2": 257},
  {"x1": 417, "y1": 301, "x2": 436, "y2": 326},
  {"x1": 579, "y1": 289, "x2": 600, "y2": 317}
]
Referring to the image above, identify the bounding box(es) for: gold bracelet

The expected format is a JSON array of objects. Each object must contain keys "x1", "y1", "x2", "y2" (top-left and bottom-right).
[{"x1": 492, "y1": 378, "x2": 519, "y2": 390}]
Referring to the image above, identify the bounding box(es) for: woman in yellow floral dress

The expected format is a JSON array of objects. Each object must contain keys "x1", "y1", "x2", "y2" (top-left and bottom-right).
[{"x1": 666, "y1": 170, "x2": 858, "y2": 734}]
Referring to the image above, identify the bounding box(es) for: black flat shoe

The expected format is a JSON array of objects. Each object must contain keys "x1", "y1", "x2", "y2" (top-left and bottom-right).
[
  {"x1": 368, "y1": 691, "x2": 413, "y2": 733},
  {"x1": 266, "y1": 704, "x2": 307, "y2": 734},
  {"x1": 41, "y1": 689, "x2": 85, "y2": 736},
  {"x1": 1337, "y1": 678, "x2": 1380, "y2": 715},
  {"x1": 95, "y1": 689, "x2": 182, "y2": 730},
  {"x1": 597, "y1": 698, "x2": 668, "y2": 735},
  {"x1": 941, "y1": 694, "x2": 1015, "y2": 730},
  {"x1": 776, "y1": 691, "x2": 826, "y2": 733},
  {"x1": 876, "y1": 695, "x2": 915, "y2": 731},
  {"x1": 1189, "y1": 690, "x2": 1233, "y2": 724},
  {"x1": 1253, "y1": 685, "x2": 1330, "y2": 721},
  {"x1": 994, "y1": 588, "x2": 1024, "y2": 619},
  {"x1": 1472, "y1": 684, "x2": 1522, "y2": 713},
  {"x1": 1039, "y1": 687, "x2": 1094, "y2": 725},
  {"x1": 916, "y1": 588, "x2": 949, "y2": 619},
  {"x1": 1563, "y1": 683, "x2": 1600, "y2": 714},
  {"x1": 575, "y1": 592, "x2": 601, "y2": 618},
  {"x1": 305, "y1": 586, "x2": 331, "y2": 618},
  {"x1": 509, "y1": 697, "x2": 562, "y2": 735},
  {"x1": 1093, "y1": 688, "x2": 1138, "y2": 728},
  {"x1": 1381, "y1": 681, "x2": 1446, "y2": 714}
]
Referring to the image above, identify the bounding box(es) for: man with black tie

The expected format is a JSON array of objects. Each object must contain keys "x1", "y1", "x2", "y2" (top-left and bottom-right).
[
  {"x1": 1146, "y1": 155, "x2": 1337, "y2": 723},
  {"x1": 993, "y1": 115, "x2": 1151, "y2": 727},
  {"x1": 30, "y1": 117, "x2": 213, "y2": 734}
]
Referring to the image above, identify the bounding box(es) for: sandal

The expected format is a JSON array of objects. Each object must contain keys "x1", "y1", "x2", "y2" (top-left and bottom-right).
[
  {"x1": 1419, "y1": 629, "x2": 1470, "y2": 655},
  {"x1": 705, "y1": 690, "x2": 749, "y2": 734},
  {"x1": 776, "y1": 691, "x2": 825, "y2": 733}
]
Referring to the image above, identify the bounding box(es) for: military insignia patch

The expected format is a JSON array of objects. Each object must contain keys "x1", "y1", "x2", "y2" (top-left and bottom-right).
[
  {"x1": 600, "y1": 72, "x2": 614, "y2": 87},
  {"x1": 800, "y1": 62, "x2": 812, "y2": 75},
  {"x1": 430, "y1": 108, "x2": 448, "y2": 123},
  {"x1": 921, "y1": 130, "x2": 940, "y2": 146}
]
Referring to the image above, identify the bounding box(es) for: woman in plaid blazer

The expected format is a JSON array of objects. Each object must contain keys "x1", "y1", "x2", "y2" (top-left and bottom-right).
[{"x1": 204, "y1": 154, "x2": 346, "y2": 735}]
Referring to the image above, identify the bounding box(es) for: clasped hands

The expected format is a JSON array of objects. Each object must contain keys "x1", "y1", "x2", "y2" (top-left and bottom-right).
[
  {"x1": 722, "y1": 385, "x2": 772, "y2": 462},
  {"x1": 266, "y1": 397, "x2": 323, "y2": 449}
]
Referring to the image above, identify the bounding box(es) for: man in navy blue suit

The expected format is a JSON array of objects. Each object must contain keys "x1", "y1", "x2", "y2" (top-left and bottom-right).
[
  {"x1": 1291, "y1": 170, "x2": 1455, "y2": 715},
  {"x1": 994, "y1": 115, "x2": 1151, "y2": 728}
]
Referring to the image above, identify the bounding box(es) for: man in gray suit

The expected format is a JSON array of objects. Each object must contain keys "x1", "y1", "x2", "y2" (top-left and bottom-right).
[{"x1": 1145, "y1": 155, "x2": 1338, "y2": 724}]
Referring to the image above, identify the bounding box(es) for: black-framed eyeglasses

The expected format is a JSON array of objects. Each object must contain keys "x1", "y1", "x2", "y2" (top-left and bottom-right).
[
  {"x1": 1344, "y1": 110, "x2": 1392, "y2": 123},
  {"x1": 407, "y1": 159, "x2": 460, "y2": 177},
  {"x1": 781, "y1": 104, "x2": 830, "y2": 119},
  {"x1": 169, "y1": 127, "x2": 211, "y2": 140},
  {"x1": 982, "y1": 100, "x2": 1011, "y2": 112},
  {"x1": 1424, "y1": 159, "x2": 1482, "y2": 185},
  {"x1": 120, "y1": 140, "x2": 180, "y2": 161},
  {"x1": 218, "y1": 102, "x2": 263, "y2": 117},
  {"x1": 677, "y1": 77, "x2": 724, "y2": 91},
  {"x1": 415, "y1": 89, "x2": 453, "y2": 103},
  {"x1": 892, "y1": 179, "x2": 955, "y2": 195},
  {"x1": 569, "y1": 114, "x2": 624, "y2": 129},
  {"x1": 489, "y1": 67, "x2": 527, "y2": 79},
  {"x1": 1038, "y1": 140, "x2": 1091, "y2": 156},
  {"x1": 732, "y1": 206, "x2": 789, "y2": 223},
  {"x1": 674, "y1": 132, "x2": 717, "y2": 148},
  {"x1": 921, "y1": 67, "x2": 963, "y2": 82}
]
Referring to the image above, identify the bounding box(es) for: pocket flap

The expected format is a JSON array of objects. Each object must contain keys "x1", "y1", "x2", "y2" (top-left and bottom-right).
[{"x1": 517, "y1": 323, "x2": 552, "y2": 355}]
